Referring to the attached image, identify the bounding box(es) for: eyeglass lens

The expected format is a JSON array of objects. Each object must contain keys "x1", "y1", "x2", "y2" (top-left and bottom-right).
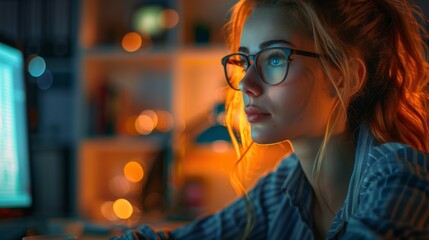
[{"x1": 225, "y1": 48, "x2": 290, "y2": 90}]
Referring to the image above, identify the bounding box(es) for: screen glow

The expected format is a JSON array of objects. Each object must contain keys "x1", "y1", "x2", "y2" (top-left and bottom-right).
[{"x1": 0, "y1": 42, "x2": 32, "y2": 208}]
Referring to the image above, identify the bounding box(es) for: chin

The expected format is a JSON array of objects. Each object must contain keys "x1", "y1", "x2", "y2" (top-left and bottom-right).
[
  {"x1": 251, "y1": 133, "x2": 288, "y2": 145},
  {"x1": 251, "y1": 127, "x2": 294, "y2": 145}
]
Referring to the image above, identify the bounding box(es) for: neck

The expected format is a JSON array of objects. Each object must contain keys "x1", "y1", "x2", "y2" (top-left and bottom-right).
[{"x1": 292, "y1": 132, "x2": 356, "y2": 214}]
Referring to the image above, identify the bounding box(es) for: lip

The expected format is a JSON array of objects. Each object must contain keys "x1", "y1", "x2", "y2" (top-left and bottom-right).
[{"x1": 244, "y1": 105, "x2": 271, "y2": 123}]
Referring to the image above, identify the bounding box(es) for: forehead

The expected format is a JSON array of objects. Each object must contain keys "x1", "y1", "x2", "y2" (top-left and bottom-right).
[{"x1": 240, "y1": 6, "x2": 313, "y2": 52}]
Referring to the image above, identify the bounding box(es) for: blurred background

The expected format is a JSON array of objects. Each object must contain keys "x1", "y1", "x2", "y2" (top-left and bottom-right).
[
  {"x1": 0, "y1": 0, "x2": 261, "y2": 239},
  {"x1": 0, "y1": 0, "x2": 429, "y2": 239}
]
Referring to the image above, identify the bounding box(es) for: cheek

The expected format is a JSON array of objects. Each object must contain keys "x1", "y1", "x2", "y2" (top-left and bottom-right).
[
  {"x1": 273, "y1": 95, "x2": 308, "y2": 129},
  {"x1": 271, "y1": 79, "x2": 314, "y2": 117}
]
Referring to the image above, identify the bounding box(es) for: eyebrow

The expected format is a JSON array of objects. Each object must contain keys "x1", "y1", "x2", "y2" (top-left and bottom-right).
[{"x1": 238, "y1": 40, "x2": 295, "y2": 53}]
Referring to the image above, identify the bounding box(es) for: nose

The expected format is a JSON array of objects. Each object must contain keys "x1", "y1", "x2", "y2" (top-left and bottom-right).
[{"x1": 239, "y1": 64, "x2": 263, "y2": 97}]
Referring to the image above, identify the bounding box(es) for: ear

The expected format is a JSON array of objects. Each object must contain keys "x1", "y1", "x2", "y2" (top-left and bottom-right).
[{"x1": 336, "y1": 58, "x2": 366, "y2": 97}]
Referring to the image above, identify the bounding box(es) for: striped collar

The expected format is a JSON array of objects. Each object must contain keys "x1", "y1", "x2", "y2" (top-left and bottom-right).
[{"x1": 280, "y1": 125, "x2": 379, "y2": 238}]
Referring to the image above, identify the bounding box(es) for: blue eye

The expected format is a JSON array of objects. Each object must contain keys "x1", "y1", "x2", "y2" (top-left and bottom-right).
[
  {"x1": 266, "y1": 53, "x2": 286, "y2": 67},
  {"x1": 270, "y1": 56, "x2": 281, "y2": 66}
]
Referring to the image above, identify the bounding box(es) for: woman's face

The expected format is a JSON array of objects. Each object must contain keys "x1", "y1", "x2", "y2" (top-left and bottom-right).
[{"x1": 239, "y1": 6, "x2": 339, "y2": 144}]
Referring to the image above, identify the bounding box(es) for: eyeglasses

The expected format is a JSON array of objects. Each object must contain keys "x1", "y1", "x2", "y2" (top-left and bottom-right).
[{"x1": 221, "y1": 47, "x2": 320, "y2": 91}]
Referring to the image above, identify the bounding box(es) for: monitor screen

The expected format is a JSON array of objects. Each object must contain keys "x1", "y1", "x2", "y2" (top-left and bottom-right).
[{"x1": 0, "y1": 41, "x2": 32, "y2": 210}]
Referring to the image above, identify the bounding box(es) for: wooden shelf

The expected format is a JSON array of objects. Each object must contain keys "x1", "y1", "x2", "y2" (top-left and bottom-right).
[{"x1": 76, "y1": 0, "x2": 237, "y2": 223}]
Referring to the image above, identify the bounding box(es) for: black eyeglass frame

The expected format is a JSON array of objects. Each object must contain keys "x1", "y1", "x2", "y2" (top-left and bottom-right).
[{"x1": 221, "y1": 47, "x2": 320, "y2": 91}]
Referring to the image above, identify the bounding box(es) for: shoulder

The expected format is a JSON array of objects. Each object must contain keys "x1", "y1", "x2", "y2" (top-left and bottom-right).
[
  {"x1": 348, "y1": 143, "x2": 429, "y2": 237},
  {"x1": 364, "y1": 143, "x2": 429, "y2": 181},
  {"x1": 353, "y1": 125, "x2": 429, "y2": 188},
  {"x1": 356, "y1": 142, "x2": 429, "y2": 205}
]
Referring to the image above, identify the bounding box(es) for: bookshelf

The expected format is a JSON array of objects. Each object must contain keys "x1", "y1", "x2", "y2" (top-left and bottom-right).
[{"x1": 76, "y1": 0, "x2": 238, "y2": 224}]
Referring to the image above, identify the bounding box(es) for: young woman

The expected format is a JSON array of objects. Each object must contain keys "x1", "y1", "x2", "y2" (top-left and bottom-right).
[{"x1": 113, "y1": 0, "x2": 429, "y2": 239}]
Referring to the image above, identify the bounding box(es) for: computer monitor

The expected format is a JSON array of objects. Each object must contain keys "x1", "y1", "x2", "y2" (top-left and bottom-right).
[{"x1": 0, "y1": 40, "x2": 32, "y2": 217}]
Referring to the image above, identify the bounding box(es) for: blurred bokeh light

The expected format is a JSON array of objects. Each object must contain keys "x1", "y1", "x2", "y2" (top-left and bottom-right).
[
  {"x1": 123, "y1": 161, "x2": 144, "y2": 183},
  {"x1": 36, "y1": 70, "x2": 54, "y2": 90},
  {"x1": 142, "y1": 110, "x2": 158, "y2": 127},
  {"x1": 122, "y1": 32, "x2": 142, "y2": 52},
  {"x1": 134, "y1": 6, "x2": 164, "y2": 36},
  {"x1": 113, "y1": 198, "x2": 133, "y2": 219},
  {"x1": 160, "y1": 9, "x2": 180, "y2": 29},
  {"x1": 135, "y1": 114, "x2": 155, "y2": 135},
  {"x1": 154, "y1": 110, "x2": 174, "y2": 132},
  {"x1": 100, "y1": 201, "x2": 117, "y2": 221},
  {"x1": 28, "y1": 55, "x2": 46, "y2": 77}
]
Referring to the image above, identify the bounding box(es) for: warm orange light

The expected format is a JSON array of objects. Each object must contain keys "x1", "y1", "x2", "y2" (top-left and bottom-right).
[
  {"x1": 124, "y1": 161, "x2": 144, "y2": 183},
  {"x1": 113, "y1": 198, "x2": 133, "y2": 219},
  {"x1": 160, "y1": 9, "x2": 179, "y2": 29},
  {"x1": 142, "y1": 110, "x2": 158, "y2": 127},
  {"x1": 109, "y1": 175, "x2": 131, "y2": 196},
  {"x1": 135, "y1": 114, "x2": 155, "y2": 135},
  {"x1": 122, "y1": 32, "x2": 142, "y2": 52},
  {"x1": 215, "y1": 87, "x2": 226, "y2": 102},
  {"x1": 211, "y1": 140, "x2": 231, "y2": 153},
  {"x1": 124, "y1": 116, "x2": 138, "y2": 135},
  {"x1": 100, "y1": 201, "x2": 117, "y2": 221},
  {"x1": 155, "y1": 110, "x2": 174, "y2": 132}
]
